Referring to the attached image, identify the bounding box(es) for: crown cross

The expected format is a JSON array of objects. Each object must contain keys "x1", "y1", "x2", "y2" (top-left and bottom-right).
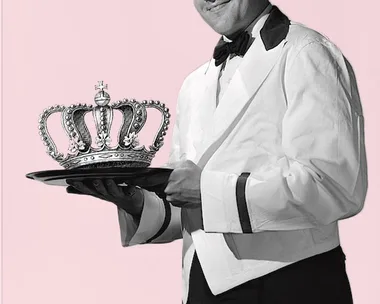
[{"x1": 95, "y1": 81, "x2": 108, "y2": 91}]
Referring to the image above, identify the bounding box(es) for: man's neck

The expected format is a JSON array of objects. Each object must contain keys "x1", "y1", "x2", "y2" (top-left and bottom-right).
[{"x1": 223, "y1": 2, "x2": 272, "y2": 42}]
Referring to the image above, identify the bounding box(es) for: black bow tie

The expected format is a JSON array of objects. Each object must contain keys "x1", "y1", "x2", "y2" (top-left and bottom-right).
[
  {"x1": 213, "y1": 31, "x2": 251, "y2": 67},
  {"x1": 212, "y1": 6, "x2": 290, "y2": 67}
]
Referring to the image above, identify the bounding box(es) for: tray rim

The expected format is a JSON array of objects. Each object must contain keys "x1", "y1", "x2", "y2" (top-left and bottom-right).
[{"x1": 26, "y1": 167, "x2": 173, "y2": 184}]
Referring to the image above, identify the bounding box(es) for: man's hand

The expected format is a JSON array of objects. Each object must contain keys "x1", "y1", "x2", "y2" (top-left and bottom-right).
[
  {"x1": 66, "y1": 179, "x2": 144, "y2": 218},
  {"x1": 164, "y1": 160, "x2": 202, "y2": 209}
]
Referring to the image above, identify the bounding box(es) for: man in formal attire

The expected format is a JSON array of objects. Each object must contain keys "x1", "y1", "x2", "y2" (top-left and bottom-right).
[{"x1": 68, "y1": 0, "x2": 368, "y2": 303}]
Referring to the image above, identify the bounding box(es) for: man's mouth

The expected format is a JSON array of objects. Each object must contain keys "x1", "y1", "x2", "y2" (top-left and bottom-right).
[{"x1": 207, "y1": 1, "x2": 231, "y2": 12}]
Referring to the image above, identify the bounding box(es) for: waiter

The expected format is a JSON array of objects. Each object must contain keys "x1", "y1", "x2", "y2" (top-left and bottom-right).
[{"x1": 68, "y1": 0, "x2": 368, "y2": 303}]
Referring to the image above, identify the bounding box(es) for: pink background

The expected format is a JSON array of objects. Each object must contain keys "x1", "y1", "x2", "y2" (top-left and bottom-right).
[{"x1": 1, "y1": 0, "x2": 379, "y2": 303}]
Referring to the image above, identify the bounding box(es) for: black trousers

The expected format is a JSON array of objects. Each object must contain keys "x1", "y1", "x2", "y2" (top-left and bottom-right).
[{"x1": 186, "y1": 246, "x2": 353, "y2": 304}]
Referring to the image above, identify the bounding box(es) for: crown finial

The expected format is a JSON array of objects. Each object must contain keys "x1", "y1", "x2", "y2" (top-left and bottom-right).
[
  {"x1": 94, "y1": 81, "x2": 110, "y2": 106},
  {"x1": 95, "y1": 80, "x2": 108, "y2": 91}
]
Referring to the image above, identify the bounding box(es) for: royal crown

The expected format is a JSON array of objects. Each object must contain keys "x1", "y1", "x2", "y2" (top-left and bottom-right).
[{"x1": 38, "y1": 81, "x2": 170, "y2": 169}]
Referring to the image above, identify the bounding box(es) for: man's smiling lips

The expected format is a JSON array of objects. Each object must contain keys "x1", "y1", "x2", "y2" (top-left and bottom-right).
[{"x1": 207, "y1": 0, "x2": 231, "y2": 12}]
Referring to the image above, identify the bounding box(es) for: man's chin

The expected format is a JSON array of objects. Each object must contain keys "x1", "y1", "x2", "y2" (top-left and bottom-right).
[
  {"x1": 213, "y1": 27, "x2": 237, "y2": 38},
  {"x1": 208, "y1": 22, "x2": 236, "y2": 37}
]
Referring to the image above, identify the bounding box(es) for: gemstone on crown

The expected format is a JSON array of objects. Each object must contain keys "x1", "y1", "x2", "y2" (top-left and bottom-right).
[{"x1": 38, "y1": 81, "x2": 170, "y2": 169}]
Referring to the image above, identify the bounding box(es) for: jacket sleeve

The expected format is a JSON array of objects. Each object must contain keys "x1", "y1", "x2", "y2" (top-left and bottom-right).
[
  {"x1": 117, "y1": 84, "x2": 185, "y2": 246},
  {"x1": 117, "y1": 190, "x2": 182, "y2": 246},
  {"x1": 200, "y1": 40, "x2": 368, "y2": 234}
]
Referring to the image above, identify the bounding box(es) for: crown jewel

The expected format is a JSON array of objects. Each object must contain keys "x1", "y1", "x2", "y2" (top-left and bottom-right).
[{"x1": 38, "y1": 81, "x2": 170, "y2": 169}]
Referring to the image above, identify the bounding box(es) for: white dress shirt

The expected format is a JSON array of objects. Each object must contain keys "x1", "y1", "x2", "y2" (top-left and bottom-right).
[{"x1": 217, "y1": 4, "x2": 272, "y2": 107}]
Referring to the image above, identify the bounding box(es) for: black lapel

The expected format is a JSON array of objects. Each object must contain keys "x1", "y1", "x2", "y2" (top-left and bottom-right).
[{"x1": 260, "y1": 6, "x2": 290, "y2": 51}]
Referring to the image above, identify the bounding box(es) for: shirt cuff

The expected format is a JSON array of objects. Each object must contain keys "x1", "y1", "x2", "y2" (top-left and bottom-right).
[
  {"x1": 118, "y1": 189, "x2": 166, "y2": 246},
  {"x1": 200, "y1": 170, "x2": 243, "y2": 233}
]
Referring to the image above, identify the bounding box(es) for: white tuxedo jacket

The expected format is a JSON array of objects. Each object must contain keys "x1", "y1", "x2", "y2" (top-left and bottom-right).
[{"x1": 117, "y1": 10, "x2": 367, "y2": 303}]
